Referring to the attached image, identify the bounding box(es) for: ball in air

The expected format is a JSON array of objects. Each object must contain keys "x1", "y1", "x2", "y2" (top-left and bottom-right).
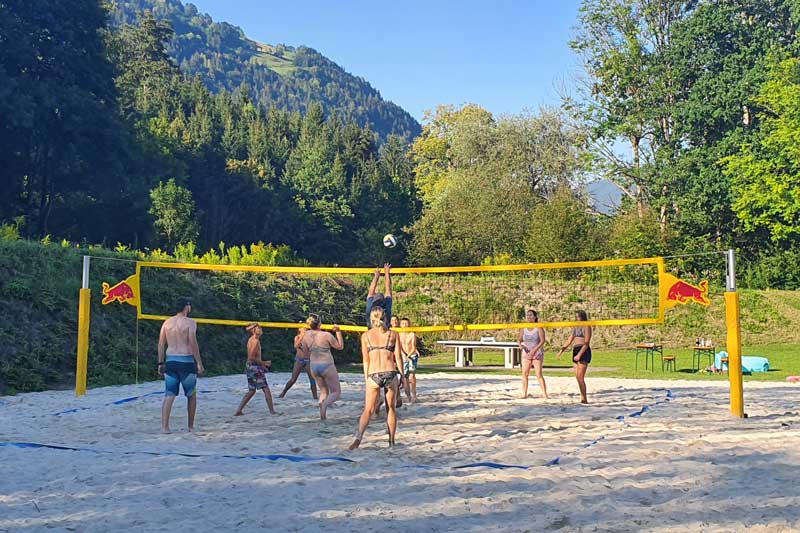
[{"x1": 383, "y1": 234, "x2": 397, "y2": 248}]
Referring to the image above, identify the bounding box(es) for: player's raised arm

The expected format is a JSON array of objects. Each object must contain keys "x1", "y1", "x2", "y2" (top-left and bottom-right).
[{"x1": 384, "y1": 263, "x2": 392, "y2": 298}]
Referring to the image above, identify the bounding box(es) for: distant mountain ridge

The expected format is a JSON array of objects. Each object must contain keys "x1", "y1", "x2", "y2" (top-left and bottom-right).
[{"x1": 109, "y1": 0, "x2": 421, "y2": 141}]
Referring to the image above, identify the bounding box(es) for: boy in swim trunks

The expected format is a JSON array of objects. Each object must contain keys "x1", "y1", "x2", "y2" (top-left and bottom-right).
[
  {"x1": 235, "y1": 323, "x2": 279, "y2": 416},
  {"x1": 158, "y1": 297, "x2": 205, "y2": 433},
  {"x1": 399, "y1": 317, "x2": 419, "y2": 402}
]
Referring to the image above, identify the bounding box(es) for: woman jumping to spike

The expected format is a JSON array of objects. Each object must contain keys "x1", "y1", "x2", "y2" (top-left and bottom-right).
[
  {"x1": 278, "y1": 325, "x2": 319, "y2": 400},
  {"x1": 556, "y1": 310, "x2": 592, "y2": 404},
  {"x1": 350, "y1": 306, "x2": 404, "y2": 450},
  {"x1": 300, "y1": 314, "x2": 343, "y2": 420},
  {"x1": 517, "y1": 309, "x2": 548, "y2": 399}
]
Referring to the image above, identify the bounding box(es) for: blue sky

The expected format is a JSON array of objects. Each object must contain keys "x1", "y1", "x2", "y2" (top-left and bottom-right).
[{"x1": 186, "y1": 0, "x2": 585, "y2": 121}]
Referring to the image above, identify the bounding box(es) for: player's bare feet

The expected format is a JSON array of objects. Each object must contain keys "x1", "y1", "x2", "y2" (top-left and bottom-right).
[
  {"x1": 348, "y1": 438, "x2": 361, "y2": 450},
  {"x1": 234, "y1": 410, "x2": 244, "y2": 416}
]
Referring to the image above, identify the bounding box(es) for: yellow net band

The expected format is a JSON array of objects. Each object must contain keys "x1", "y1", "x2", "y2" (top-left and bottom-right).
[
  {"x1": 136, "y1": 256, "x2": 662, "y2": 275},
  {"x1": 137, "y1": 314, "x2": 664, "y2": 332},
  {"x1": 133, "y1": 256, "x2": 666, "y2": 332}
]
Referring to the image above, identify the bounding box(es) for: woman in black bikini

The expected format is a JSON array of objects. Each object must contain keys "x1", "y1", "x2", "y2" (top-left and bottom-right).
[
  {"x1": 556, "y1": 310, "x2": 592, "y2": 404},
  {"x1": 349, "y1": 306, "x2": 404, "y2": 449}
]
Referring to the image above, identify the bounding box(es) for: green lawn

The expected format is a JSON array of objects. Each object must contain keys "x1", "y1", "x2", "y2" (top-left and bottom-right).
[{"x1": 416, "y1": 343, "x2": 799, "y2": 381}]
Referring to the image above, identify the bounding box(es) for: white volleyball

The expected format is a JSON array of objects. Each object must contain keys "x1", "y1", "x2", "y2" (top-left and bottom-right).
[{"x1": 383, "y1": 234, "x2": 397, "y2": 248}]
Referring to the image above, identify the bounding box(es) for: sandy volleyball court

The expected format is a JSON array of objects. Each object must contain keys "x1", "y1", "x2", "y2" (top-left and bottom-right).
[{"x1": 1, "y1": 372, "x2": 799, "y2": 532}]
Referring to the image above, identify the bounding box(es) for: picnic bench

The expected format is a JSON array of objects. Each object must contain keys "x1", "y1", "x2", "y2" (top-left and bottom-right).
[{"x1": 437, "y1": 339, "x2": 522, "y2": 369}]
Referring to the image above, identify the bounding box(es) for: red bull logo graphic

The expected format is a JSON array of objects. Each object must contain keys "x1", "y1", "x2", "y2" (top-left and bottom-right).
[
  {"x1": 101, "y1": 273, "x2": 140, "y2": 307},
  {"x1": 659, "y1": 272, "x2": 711, "y2": 309}
]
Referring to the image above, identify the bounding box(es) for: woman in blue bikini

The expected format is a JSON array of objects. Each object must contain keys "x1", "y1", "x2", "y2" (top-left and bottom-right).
[
  {"x1": 299, "y1": 314, "x2": 343, "y2": 420},
  {"x1": 350, "y1": 306, "x2": 404, "y2": 450},
  {"x1": 278, "y1": 325, "x2": 319, "y2": 400}
]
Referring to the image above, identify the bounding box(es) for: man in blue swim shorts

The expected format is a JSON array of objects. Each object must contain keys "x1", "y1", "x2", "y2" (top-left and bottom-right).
[{"x1": 157, "y1": 297, "x2": 205, "y2": 433}]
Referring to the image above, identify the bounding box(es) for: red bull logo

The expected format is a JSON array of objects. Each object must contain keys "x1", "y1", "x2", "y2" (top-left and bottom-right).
[
  {"x1": 667, "y1": 279, "x2": 710, "y2": 306},
  {"x1": 101, "y1": 273, "x2": 140, "y2": 307},
  {"x1": 659, "y1": 272, "x2": 711, "y2": 309}
]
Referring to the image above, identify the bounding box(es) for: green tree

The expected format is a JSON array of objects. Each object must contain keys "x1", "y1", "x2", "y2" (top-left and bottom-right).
[
  {"x1": 0, "y1": 0, "x2": 125, "y2": 238},
  {"x1": 149, "y1": 179, "x2": 199, "y2": 248},
  {"x1": 409, "y1": 106, "x2": 586, "y2": 264},
  {"x1": 525, "y1": 188, "x2": 607, "y2": 263},
  {"x1": 666, "y1": 0, "x2": 798, "y2": 244},
  {"x1": 569, "y1": 0, "x2": 686, "y2": 221},
  {"x1": 722, "y1": 56, "x2": 800, "y2": 243},
  {"x1": 608, "y1": 206, "x2": 671, "y2": 258}
]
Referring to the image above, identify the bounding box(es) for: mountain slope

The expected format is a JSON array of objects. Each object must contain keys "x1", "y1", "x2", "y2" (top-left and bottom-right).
[{"x1": 109, "y1": 0, "x2": 421, "y2": 141}]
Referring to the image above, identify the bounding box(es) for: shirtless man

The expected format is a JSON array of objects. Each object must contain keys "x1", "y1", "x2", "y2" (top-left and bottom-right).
[
  {"x1": 235, "y1": 323, "x2": 279, "y2": 416},
  {"x1": 157, "y1": 298, "x2": 204, "y2": 433},
  {"x1": 399, "y1": 317, "x2": 419, "y2": 402}
]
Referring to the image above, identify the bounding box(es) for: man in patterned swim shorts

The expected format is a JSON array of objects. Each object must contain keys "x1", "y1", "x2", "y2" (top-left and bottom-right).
[{"x1": 234, "y1": 323, "x2": 279, "y2": 416}]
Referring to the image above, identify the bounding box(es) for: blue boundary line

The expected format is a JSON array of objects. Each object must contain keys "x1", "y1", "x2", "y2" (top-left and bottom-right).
[
  {"x1": 52, "y1": 390, "x2": 223, "y2": 416},
  {"x1": 545, "y1": 388, "x2": 673, "y2": 467},
  {"x1": 0, "y1": 441, "x2": 355, "y2": 464},
  {"x1": 8, "y1": 388, "x2": 675, "y2": 471}
]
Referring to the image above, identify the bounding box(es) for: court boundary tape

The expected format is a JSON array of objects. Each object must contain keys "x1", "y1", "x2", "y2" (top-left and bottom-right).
[
  {"x1": 0, "y1": 441, "x2": 355, "y2": 464},
  {"x1": 52, "y1": 390, "x2": 223, "y2": 416},
  {"x1": 544, "y1": 388, "x2": 674, "y2": 466},
  {"x1": 5, "y1": 388, "x2": 674, "y2": 471}
]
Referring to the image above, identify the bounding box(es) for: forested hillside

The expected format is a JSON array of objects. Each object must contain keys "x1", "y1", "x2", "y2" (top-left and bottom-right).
[
  {"x1": 109, "y1": 0, "x2": 421, "y2": 142},
  {"x1": 0, "y1": 3, "x2": 418, "y2": 264}
]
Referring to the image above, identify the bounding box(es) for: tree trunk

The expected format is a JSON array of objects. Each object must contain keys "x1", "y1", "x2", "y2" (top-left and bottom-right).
[{"x1": 631, "y1": 135, "x2": 645, "y2": 218}]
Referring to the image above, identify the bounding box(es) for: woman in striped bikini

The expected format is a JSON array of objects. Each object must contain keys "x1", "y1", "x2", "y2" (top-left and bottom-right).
[{"x1": 517, "y1": 309, "x2": 548, "y2": 399}]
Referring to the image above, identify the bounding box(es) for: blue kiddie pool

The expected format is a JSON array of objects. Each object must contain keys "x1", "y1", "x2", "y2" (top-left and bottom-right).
[{"x1": 715, "y1": 351, "x2": 770, "y2": 373}]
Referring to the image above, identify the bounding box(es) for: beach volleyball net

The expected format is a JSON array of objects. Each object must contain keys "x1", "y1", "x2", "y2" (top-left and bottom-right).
[{"x1": 124, "y1": 256, "x2": 666, "y2": 332}]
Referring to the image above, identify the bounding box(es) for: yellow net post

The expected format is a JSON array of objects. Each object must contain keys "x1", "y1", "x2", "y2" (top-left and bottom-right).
[
  {"x1": 725, "y1": 249, "x2": 745, "y2": 417},
  {"x1": 75, "y1": 256, "x2": 91, "y2": 396}
]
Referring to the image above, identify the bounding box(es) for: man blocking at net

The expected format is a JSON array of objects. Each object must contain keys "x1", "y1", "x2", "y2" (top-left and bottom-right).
[
  {"x1": 366, "y1": 263, "x2": 393, "y2": 328},
  {"x1": 157, "y1": 297, "x2": 205, "y2": 433}
]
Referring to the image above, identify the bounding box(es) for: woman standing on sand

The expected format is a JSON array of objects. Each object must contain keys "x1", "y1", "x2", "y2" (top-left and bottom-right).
[
  {"x1": 350, "y1": 306, "x2": 404, "y2": 450},
  {"x1": 556, "y1": 310, "x2": 592, "y2": 404},
  {"x1": 517, "y1": 309, "x2": 548, "y2": 399},
  {"x1": 299, "y1": 314, "x2": 343, "y2": 420}
]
